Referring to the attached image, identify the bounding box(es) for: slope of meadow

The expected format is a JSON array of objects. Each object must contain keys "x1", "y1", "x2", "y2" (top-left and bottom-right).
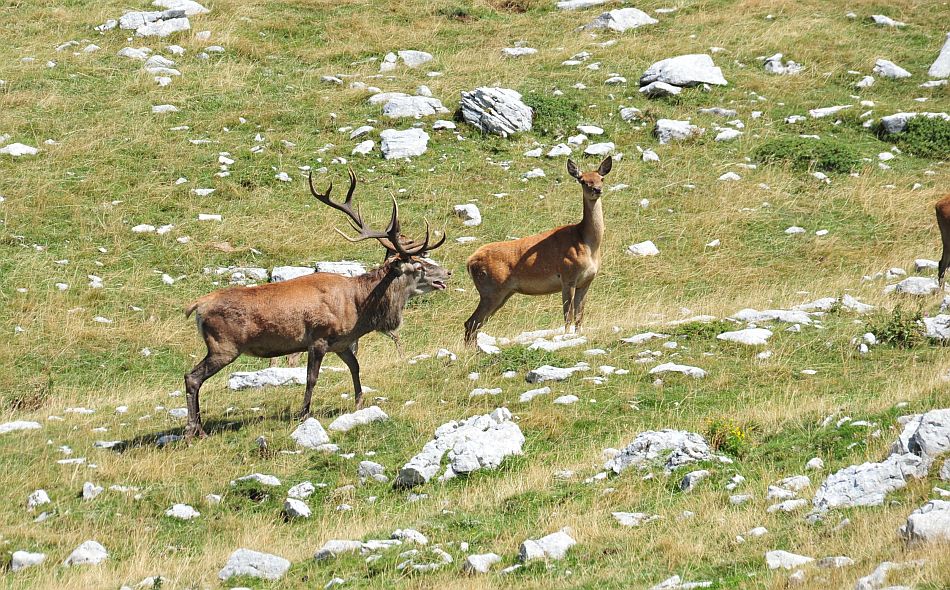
[{"x1": 1, "y1": 0, "x2": 949, "y2": 588}]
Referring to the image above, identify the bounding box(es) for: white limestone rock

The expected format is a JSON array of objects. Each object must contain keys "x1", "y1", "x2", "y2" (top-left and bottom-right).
[
  {"x1": 284, "y1": 497, "x2": 312, "y2": 518},
  {"x1": 627, "y1": 240, "x2": 660, "y2": 256},
  {"x1": 64, "y1": 541, "x2": 108, "y2": 566},
  {"x1": 27, "y1": 489, "x2": 51, "y2": 510},
  {"x1": 152, "y1": 0, "x2": 209, "y2": 15},
  {"x1": 291, "y1": 418, "x2": 331, "y2": 449},
  {"x1": 870, "y1": 14, "x2": 906, "y2": 27},
  {"x1": 556, "y1": 0, "x2": 606, "y2": 9},
  {"x1": 314, "y1": 540, "x2": 362, "y2": 560},
  {"x1": 621, "y1": 332, "x2": 670, "y2": 345},
  {"x1": 885, "y1": 276, "x2": 940, "y2": 296},
  {"x1": 929, "y1": 33, "x2": 950, "y2": 78},
  {"x1": 0, "y1": 143, "x2": 39, "y2": 157},
  {"x1": 584, "y1": 8, "x2": 658, "y2": 32},
  {"x1": 525, "y1": 363, "x2": 589, "y2": 383},
  {"x1": 271, "y1": 265, "x2": 315, "y2": 282},
  {"x1": 288, "y1": 481, "x2": 316, "y2": 499},
  {"x1": 380, "y1": 128, "x2": 429, "y2": 159},
  {"x1": 459, "y1": 87, "x2": 532, "y2": 137},
  {"x1": 654, "y1": 119, "x2": 704, "y2": 144},
  {"x1": 394, "y1": 408, "x2": 524, "y2": 488},
  {"x1": 137, "y1": 17, "x2": 190, "y2": 38},
  {"x1": 900, "y1": 500, "x2": 950, "y2": 544},
  {"x1": 454, "y1": 204, "x2": 482, "y2": 226},
  {"x1": 680, "y1": 469, "x2": 710, "y2": 491},
  {"x1": 640, "y1": 81, "x2": 683, "y2": 99},
  {"x1": 82, "y1": 482, "x2": 103, "y2": 500},
  {"x1": 584, "y1": 142, "x2": 614, "y2": 156},
  {"x1": 792, "y1": 294, "x2": 873, "y2": 314},
  {"x1": 165, "y1": 503, "x2": 200, "y2": 519},
  {"x1": 649, "y1": 363, "x2": 707, "y2": 379},
  {"x1": 519, "y1": 529, "x2": 576, "y2": 561},
  {"x1": 382, "y1": 96, "x2": 449, "y2": 119},
  {"x1": 359, "y1": 461, "x2": 387, "y2": 483},
  {"x1": 640, "y1": 54, "x2": 728, "y2": 87},
  {"x1": 503, "y1": 47, "x2": 537, "y2": 57},
  {"x1": 228, "y1": 367, "x2": 306, "y2": 390},
  {"x1": 606, "y1": 429, "x2": 712, "y2": 474},
  {"x1": 612, "y1": 512, "x2": 661, "y2": 527},
  {"x1": 890, "y1": 409, "x2": 950, "y2": 464},
  {"x1": 463, "y1": 552, "x2": 501, "y2": 573},
  {"x1": 11, "y1": 551, "x2": 46, "y2": 572},
  {"x1": 232, "y1": 473, "x2": 281, "y2": 487},
  {"x1": 315, "y1": 261, "x2": 366, "y2": 277},
  {"x1": 873, "y1": 59, "x2": 912, "y2": 79},
  {"x1": 879, "y1": 111, "x2": 950, "y2": 134},
  {"x1": 730, "y1": 308, "x2": 813, "y2": 325},
  {"x1": 352, "y1": 140, "x2": 375, "y2": 155},
  {"x1": 328, "y1": 406, "x2": 389, "y2": 433},
  {"x1": 766, "y1": 550, "x2": 814, "y2": 570},
  {"x1": 717, "y1": 328, "x2": 772, "y2": 345},
  {"x1": 218, "y1": 549, "x2": 290, "y2": 581},
  {"x1": 763, "y1": 53, "x2": 803, "y2": 75},
  {"x1": 813, "y1": 453, "x2": 928, "y2": 511},
  {"x1": 397, "y1": 50, "x2": 433, "y2": 68},
  {"x1": 1, "y1": 421, "x2": 41, "y2": 435}
]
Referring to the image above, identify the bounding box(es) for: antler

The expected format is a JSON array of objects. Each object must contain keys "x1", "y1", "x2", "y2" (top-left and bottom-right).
[{"x1": 309, "y1": 168, "x2": 446, "y2": 257}]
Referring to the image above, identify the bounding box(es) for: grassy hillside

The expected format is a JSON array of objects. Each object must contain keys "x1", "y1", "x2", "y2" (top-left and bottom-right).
[{"x1": 1, "y1": 0, "x2": 949, "y2": 588}]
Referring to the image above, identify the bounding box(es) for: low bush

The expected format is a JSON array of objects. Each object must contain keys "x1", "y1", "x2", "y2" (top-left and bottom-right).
[{"x1": 753, "y1": 136, "x2": 860, "y2": 173}]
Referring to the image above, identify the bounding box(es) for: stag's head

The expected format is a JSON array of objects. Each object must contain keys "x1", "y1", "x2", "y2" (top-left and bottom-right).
[
  {"x1": 567, "y1": 156, "x2": 612, "y2": 201},
  {"x1": 309, "y1": 167, "x2": 451, "y2": 294}
]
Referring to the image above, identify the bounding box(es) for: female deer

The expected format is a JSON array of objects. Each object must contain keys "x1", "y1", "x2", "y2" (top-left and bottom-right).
[{"x1": 464, "y1": 157, "x2": 612, "y2": 343}]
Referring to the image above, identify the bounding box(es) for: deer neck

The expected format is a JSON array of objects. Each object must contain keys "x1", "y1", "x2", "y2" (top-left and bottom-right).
[
  {"x1": 354, "y1": 264, "x2": 413, "y2": 334},
  {"x1": 579, "y1": 194, "x2": 604, "y2": 254}
]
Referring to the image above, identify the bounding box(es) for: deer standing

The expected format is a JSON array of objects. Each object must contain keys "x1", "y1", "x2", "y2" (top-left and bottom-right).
[
  {"x1": 464, "y1": 157, "x2": 612, "y2": 343},
  {"x1": 936, "y1": 193, "x2": 950, "y2": 288},
  {"x1": 183, "y1": 169, "x2": 449, "y2": 439}
]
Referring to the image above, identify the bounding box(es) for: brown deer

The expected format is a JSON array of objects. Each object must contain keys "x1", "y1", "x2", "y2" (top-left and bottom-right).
[
  {"x1": 937, "y1": 193, "x2": 950, "y2": 288},
  {"x1": 182, "y1": 169, "x2": 449, "y2": 439},
  {"x1": 463, "y1": 157, "x2": 612, "y2": 344}
]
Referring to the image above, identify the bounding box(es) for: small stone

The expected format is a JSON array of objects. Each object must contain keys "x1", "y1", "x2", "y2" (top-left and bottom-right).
[
  {"x1": 64, "y1": 541, "x2": 108, "y2": 566},
  {"x1": 519, "y1": 529, "x2": 576, "y2": 562},
  {"x1": 766, "y1": 550, "x2": 814, "y2": 570},
  {"x1": 284, "y1": 497, "x2": 312, "y2": 518},
  {"x1": 463, "y1": 552, "x2": 501, "y2": 573},
  {"x1": 165, "y1": 503, "x2": 200, "y2": 519}
]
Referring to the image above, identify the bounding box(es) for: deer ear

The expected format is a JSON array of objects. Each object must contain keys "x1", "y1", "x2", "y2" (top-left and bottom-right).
[
  {"x1": 567, "y1": 159, "x2": 581, "y2": 180},
  {"x1": 598, "y1": 156, "x2": 613, "y2": 177}
]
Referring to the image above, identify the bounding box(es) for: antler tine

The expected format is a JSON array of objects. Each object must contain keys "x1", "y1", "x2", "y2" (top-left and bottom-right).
[{"x1": 309, "y1": 168, "x2": 365, "y2": 229}]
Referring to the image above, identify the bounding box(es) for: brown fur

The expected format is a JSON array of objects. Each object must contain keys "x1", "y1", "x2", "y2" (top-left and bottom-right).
[
  {"x1": 936, "y1": 194, "x2": 950, "y2": 287},
  {"x1": 463, "y1": 157, "x2": 613, "y2": 343}
]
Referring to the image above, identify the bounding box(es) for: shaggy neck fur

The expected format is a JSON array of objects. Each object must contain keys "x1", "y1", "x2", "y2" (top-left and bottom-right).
[{"x1": 351, "y1": 261, "x2": 415, "y2": 335}]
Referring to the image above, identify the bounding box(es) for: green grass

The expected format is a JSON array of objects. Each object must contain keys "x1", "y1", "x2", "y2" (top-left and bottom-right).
[{"x1": 1, "y1": 0, "x2": 950, "y2": 588}]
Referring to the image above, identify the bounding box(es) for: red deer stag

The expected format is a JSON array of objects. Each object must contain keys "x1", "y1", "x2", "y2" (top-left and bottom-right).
[
  {"x1": 182, "y1": 169, "x2": 449, "y2": 439},
  {"x1": 937, "y1": 193, "x2": 950, "y2": 288},
  {"x1": 464, "y1": 157, "x2": 612, "y2": 344}
]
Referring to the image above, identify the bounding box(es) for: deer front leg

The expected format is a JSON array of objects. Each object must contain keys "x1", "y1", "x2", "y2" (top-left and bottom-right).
[
  {"x1": 561, "y1": 283, "x2": 577, "y2": 333},
  {"x1": 572, "y1": 283, "x2": 592, "y2": 329},
  {"x1": 184, "y1": 351, "x2": 238, "y2": 440},
  {"x1": 300, "y1": 345, "x2": 325, "y2": 420},
  {"x1": 337, "y1": 346, "x2": 364, "y2": 409}
]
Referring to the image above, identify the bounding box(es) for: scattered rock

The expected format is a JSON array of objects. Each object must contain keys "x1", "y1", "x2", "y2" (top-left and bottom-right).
[
  {"x1": 314, "y1": 540, "x2": 363, "y2": 560},
  {"x1": 885, "y1": 276, "x2": 940, "y2": 296},
  {"x1": 763, "y1": 53, "x2": 803, "y2": 75},
  {"x1": 813, "y1": 453, "x2": 928, "y2": 510},
  {"x1": 627, "y1": 240, "x2": 660, "y2": 256},
  {"x1": 612, "y1": 512, "x2": 661, "y2": 526},
  {"x1": 717, "y1": 328, "x2": 772, "y2": 346},
  {"x1": 454, "y1": 204, "x2": 482, "y2": 226},
  {"x1": 680, "y1": 470, "x2": 710, "y2": 491},
  {"x1": 394, "y1": 408, "x2": 524, "y2": 488},
  {"x1": 929, "y1": 33, "x2": 950, "y2": 78},
  {"x1": 228, "y1": 367, "x2": 306, "y2": 390},
  {"x1": 11, "y1": 551, "x2": 46, "y2": 572},
  {"x1": 463, "y1": 552, "x2": 501, "y2": 573},
  {"x1": 640, "y1": 54, "x2": 728, "y2": 87},
  {"x1": 328, "y1": 406, "x2": 389, "y2": 433},
  {"x1": 873, "y1": 59, "x2": 912, "y2": 79},
  {"x1": 1, "y1": 421, "x2": 41, "y2": 435},
  {"x1": 0, "y1": 143, "x2": 39, "y2": 157},
  {"x1": 526, "y1": 363, "x2": 590, "y2": 383},
  {"x1": 291, "y1": 418, "x2": 331, "y2": 449},
  {"x1": 900, "y1": 500, "x2": 950, "y2": 544},
  {"x1": 380, "y1": 128, "x2": 429, "y2": 159},
  {"x1": 654, "y1": 119, "x2": 704, "y2": 144},
  {"x1": 165, "y1": 503, "x2": 200, "y2": 519},
  {"x1": 459, "y1": 87, "x2": 533, "y2": 137},
  {"x1": 766, "y1": 550, "x2": 814, "y2": 570},
  {"x1": 879, "y1": 112, "x2": 950, "y2": 134},
  {"x1": 218, "y1": 549, "x2": 290, "y2": 581},
  {"x1": 870, "y1": 14, "x2": 906, "y2": 27},
  {"x1": 519, "y1": 529, "x2": 576, "y2": 561},
  {"x1": 284, "y1": 497, "x2": 312, "y2": 518},
  {"x1": 648, "y1": 363, "x2": 707, "y2": 379},
  {"x1": 64, "y1": 541, "x2": 108, "y2": 566},
  {"x1": 382, "y1": 96, "x2": 449, "y2": 119},
  {"x1": 606, "y1": 429, "x2": 712, "y2": 473},
  {"x1": 584, "y1": 8, "x2": 658, "y2": 32}
]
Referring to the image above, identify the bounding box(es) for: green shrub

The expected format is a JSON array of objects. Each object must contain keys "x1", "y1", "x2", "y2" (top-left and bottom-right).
[
  {"x1": 521, "y1": 90, "x2": 582, "y2": 137},
  {"x1": 705, "y1": 418, "x2": 758, "y2": 458},
  {"x1": 753, "y1": 136, "x2": 860, "y2": 173},
  {"x1": 864, "y1": 305, "x2": 924, "y2": 348},
  {"x1": 891, "y1": 116, "x2": 950, "y2": 159}
]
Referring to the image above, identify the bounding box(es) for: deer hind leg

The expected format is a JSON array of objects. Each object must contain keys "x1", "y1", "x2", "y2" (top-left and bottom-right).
[
  {"x1": 572, "y1": 283, "x2": 592, "y2": 329},
  {"x1": 184, "y1": 350, "x2": 238, "y2": 439},
  {"x1": 269, "y1": 352, "x2": 303, "y2": 368},
  {"x1": 562, "y1": 283, "x2": 577, "y2": 333},
  {"x1": 300, "y1": 345, "x2": 325, "y2": 419},
  {"x1": 336, "y1": 347, "x2": 363, "y2": 409},
  {"x1": 464, "y1": 292, "x2": 512, "y2": 345},
  {"x1": 940, "y1": 233, "x2": 950, "y2": 289}
]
